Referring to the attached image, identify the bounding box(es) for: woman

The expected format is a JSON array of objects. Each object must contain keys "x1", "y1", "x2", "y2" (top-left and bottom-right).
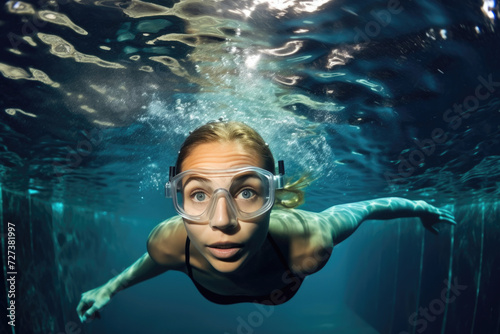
[{"x1": 77, "y1": 120, "x2": 456, "y2": 322}]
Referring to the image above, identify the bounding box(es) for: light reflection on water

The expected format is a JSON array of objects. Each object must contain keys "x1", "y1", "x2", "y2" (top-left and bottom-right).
[{"x1": 0, "y1": 0, "x2": 499, "y2": 211}]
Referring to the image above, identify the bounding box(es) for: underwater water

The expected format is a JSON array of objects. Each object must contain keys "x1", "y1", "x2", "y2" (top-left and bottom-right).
[{"x1": 1, "y1": 0, "x2": 499, "y2": 333}]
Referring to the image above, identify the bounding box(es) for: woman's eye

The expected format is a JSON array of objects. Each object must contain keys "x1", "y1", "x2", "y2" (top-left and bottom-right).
[
  {"x1": 238, "y1": 189, "x2": 256, "y2": 199},
  {"x1": 193, "y1": 192, "x2": 207, "y2": 202}
]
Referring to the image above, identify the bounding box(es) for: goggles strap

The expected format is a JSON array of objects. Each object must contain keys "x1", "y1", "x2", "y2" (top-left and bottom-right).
[
  {"x1": 275, "y1": 160, "x2": 285, "y2": 189},
  {"x1": 169, "y1": 166, "x2": 176, "y2": 180},
  {"x1": 278, "y1": 160, "x2": 285, "y2": 175},
  {"x1": 165, "y1": 166, "x2": 176, "y2": 198}
]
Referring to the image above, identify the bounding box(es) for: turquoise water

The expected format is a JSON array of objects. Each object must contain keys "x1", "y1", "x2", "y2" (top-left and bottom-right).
[{"x1": 1, "y1": 0, "x2": 499, "y2": 333}]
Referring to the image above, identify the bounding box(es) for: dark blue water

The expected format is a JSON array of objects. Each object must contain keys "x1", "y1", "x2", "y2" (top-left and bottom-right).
[{"x1": 1, "y1": 0, "x2": 499, "y2": 333}]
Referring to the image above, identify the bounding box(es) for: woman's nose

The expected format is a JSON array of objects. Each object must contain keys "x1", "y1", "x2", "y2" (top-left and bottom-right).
[{"x1": 209, "y1": 196, "x2": 237, "y2": 230}]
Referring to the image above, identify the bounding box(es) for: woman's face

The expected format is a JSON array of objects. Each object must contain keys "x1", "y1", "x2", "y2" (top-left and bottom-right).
[{"x1": 181, "y1": 141, "x2": 271, "y2": 274}]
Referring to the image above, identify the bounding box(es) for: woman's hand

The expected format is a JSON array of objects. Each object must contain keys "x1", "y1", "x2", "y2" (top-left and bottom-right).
[
  {"x1": 414, "y1": 200, "x2": 457, "y2": 234},
  {"x1": 76, "y1": 284, "x2": 113, "y2": 323}
]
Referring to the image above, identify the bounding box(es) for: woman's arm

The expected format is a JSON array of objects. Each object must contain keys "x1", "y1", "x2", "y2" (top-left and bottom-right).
[
  {"x1": 104, "y1": 252, "x2": 169, "y2": 296},
  {"x1": 76, "y1": 253, "x2": 168, "y2": 323},
  {"x1": 76, "y1": 217, "x2": 184, "y2": 323},
  {"x1": 321, "y1": 197, "x2": 456, "y2": 245}
]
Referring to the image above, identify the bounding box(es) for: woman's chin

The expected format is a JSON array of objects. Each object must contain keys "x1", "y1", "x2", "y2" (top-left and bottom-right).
[{"x1": 208, "y1": 252, "x2": 248, "y2": 273}]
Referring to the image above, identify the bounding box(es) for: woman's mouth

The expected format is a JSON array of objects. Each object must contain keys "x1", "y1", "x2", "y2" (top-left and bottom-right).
[{"x1": 207, "y1": 242, "x2": 243, "y2": 260}]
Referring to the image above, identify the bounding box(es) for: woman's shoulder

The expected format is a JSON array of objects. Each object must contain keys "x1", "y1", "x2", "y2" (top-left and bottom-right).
[
  {"x1": 270, "y1": 209, "x2": 333, "y2": 275},
  {"x1": 270, "y1": 208, "x2": 331, "y2": 238},
  {"x1": 146, "y1": 216, "x2": 187, "y2": 269}
]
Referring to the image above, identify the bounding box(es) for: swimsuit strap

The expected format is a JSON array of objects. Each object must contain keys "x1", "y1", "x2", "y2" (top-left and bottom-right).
[{"x1": 185, "y1": 235, "x2": 193, "y2": 279}]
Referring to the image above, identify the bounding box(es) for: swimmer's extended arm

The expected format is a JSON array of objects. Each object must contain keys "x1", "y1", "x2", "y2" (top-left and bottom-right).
[
  {"x1": 76, "y1": 253, "x2": 169, "y2": 323},
  {"x1": 77, "y1": 217, "x2": 183, "y2": 323},
  {"x1": 102, "y1": 252, "x2": 169, "y2": 296},
  {"x1": 321, "y1": 197, "x2": 456, "y2": 244}
]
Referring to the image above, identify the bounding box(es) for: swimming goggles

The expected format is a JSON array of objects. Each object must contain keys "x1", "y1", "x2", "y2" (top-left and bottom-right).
[{"x1": 165, "y1": 162, "x2": 285, "y2": 222}]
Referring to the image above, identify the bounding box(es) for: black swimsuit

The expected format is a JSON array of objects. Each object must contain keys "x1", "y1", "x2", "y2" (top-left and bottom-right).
[{"x1": 185, "y1": 233, "x2": 304, "y2": 305}]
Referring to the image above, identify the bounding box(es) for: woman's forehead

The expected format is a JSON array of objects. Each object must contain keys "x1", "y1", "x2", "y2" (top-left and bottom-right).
[
  {"x1": 182, "y1": 172, "x2": 263, "y2": 188},
  {"x1": 181, "y1": 142, "x2": 264, "y2": 171}
]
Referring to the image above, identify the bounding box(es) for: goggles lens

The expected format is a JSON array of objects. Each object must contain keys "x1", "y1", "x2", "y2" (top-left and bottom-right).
[{"x1": 166, "y1": 167, "x2": 282, "y2": 222}]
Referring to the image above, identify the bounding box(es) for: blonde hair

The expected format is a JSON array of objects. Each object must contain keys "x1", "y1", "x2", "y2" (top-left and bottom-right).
[{"x1": 176, "y1": 121, "x2": 310, "y2": 209}]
